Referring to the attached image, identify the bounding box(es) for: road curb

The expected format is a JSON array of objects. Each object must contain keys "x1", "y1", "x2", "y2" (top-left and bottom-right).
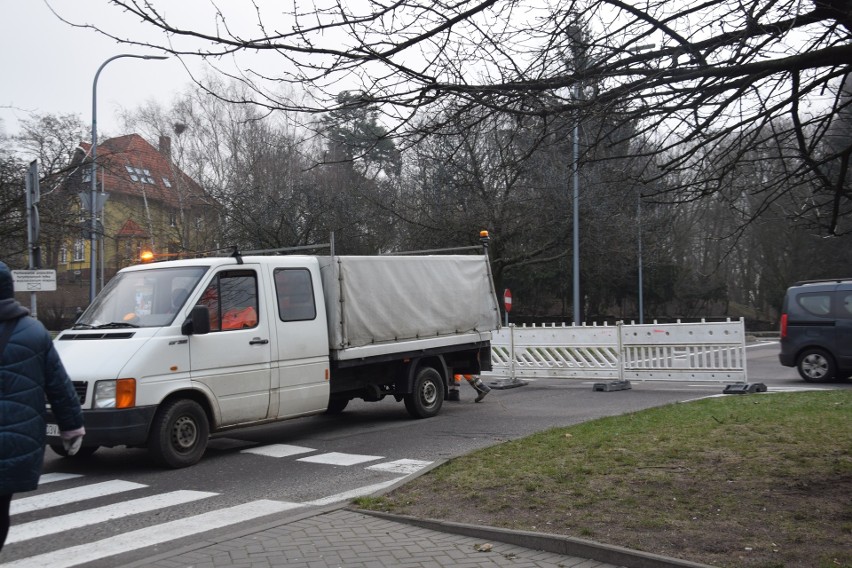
[{"x1": 355, "y1": 508, "x2": 717, "y2": 568}]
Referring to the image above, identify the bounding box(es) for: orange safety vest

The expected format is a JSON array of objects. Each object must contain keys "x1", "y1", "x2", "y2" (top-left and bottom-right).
[{"x1": 221, "y1": 307, "x2": 258, "y2": 330}]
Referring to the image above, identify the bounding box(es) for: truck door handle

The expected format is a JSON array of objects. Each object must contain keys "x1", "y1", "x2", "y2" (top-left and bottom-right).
[{"x1": 249, "y1": 338, "x2": 269, "y2": 345}]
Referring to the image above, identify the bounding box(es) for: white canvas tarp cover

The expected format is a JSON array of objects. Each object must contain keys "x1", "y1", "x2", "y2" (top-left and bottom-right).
[{"x1": 319, "y1": 255, "x2": 500, "y2": 350}]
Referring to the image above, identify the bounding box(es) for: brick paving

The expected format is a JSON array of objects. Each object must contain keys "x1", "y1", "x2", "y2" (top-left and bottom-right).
[{"x1": 138, "y1": 509, "x2": 622, "y2": 568}]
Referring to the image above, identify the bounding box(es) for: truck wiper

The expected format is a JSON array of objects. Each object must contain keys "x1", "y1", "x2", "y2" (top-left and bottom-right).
[
  {"x1": 71, "y1": 323, "x2": 95, "y2": 329},
  {"x1": 95, "y1": 321, "x2": 140, "y2": 329}
]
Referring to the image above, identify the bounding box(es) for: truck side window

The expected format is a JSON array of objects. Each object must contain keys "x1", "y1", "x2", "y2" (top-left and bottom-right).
[
  {"x1": 200, "y1": 270, "x2": 259, "y2": 331},
  {"x1": 274, "y1": 268, "x2": 316, "y2": 321}
]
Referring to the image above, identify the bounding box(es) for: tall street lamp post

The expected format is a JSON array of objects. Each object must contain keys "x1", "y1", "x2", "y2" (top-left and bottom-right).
[
  {"x1": 568, "y1": 38, "x2": 655, "y2": 325},
  {"x1": 90, "y1": 53, "x2": 167, "y2": 304},
  {"x1": 572, "y1": 84, "x2": 581, "y2": 325},
  {"x1": 637, "y1": 193, "x2": 644, "y2": 324}
]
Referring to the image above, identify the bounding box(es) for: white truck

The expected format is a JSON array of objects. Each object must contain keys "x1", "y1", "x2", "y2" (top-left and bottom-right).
[{"x1": 46, "y1": 245, "x2": 500, "y2": 467}]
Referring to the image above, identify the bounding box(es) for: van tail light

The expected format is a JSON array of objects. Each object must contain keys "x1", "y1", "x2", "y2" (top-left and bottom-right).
[{"x1": 780, "y1": 313, "x2": 788, "y2": 339}]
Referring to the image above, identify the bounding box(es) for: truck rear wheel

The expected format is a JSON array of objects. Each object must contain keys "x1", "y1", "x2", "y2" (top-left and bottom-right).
[
  {"x1": 404, "y1": 367, "x2": 444, "y2": 419},
  {"x1": 148, "y1": 399, "x2": 209, "y2": 468}
]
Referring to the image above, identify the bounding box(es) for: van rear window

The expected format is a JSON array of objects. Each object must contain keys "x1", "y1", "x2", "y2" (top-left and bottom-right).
[
  {"x1": 797, "y1": 293, "x2": 832, "y2": 317},
  {"x1": 274, "y1": 268, "x2": 317, "y2": 322}
]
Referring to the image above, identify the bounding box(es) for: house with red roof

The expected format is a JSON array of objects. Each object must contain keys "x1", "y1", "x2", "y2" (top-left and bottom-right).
[{"x1": 59, "y1": 133, "x2": 220, "y2": 287}]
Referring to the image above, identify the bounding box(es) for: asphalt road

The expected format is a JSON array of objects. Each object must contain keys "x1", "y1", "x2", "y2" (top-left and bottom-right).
[{"x1": 3, "y1": 341, "x2": 848, "y2": 567}]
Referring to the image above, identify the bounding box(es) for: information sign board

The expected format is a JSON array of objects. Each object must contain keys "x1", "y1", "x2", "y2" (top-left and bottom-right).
[{"x1": 12, "y1": 269, "x2": 57, "y2": 292}]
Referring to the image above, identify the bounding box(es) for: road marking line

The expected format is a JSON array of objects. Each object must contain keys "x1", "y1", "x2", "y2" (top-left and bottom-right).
[
  {"x1": 297, "y1": 452, "x2": 384, "y2": 466},
  {"x1": 304, "y1": 476, "x2": 407, "y2": 506},
  {"x1": 1, "y1": 500, "x2": 302, "y2": 568},
  {"x1": 6, "y1": 490, "x2": 217, "y2": 544},
  {"x1": 11, "y1": 480, "x2": 147, "y2": 515},
  {"x1": 38, "y1": 473, "x2": 83, "y2": 485},
  {"x1": 367, "y1": 459, "x2": 433, "y2": 474},
  {"x1": 241, "y1": 443, "x2": 316, "y2": 458}
]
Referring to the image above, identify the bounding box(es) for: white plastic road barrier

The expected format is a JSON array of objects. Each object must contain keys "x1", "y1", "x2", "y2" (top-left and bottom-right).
[{"x1": 487, "y1": 319, "x2": 747, "y2": 384}]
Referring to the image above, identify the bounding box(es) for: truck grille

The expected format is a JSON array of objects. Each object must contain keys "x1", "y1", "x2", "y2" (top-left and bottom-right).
[{"x1": 72, "y1": 381, "x2": 87, "y2": 404}]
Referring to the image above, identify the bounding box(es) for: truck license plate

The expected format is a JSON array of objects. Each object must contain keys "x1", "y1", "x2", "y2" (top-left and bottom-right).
[{"x1": 46, "y1": 424, "x2": 59, "y2": 436}]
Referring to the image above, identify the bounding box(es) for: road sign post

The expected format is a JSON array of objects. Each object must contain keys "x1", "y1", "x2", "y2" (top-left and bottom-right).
[
  {"x1": 25, "y1": 161, "x2": 42, "y2": 316},
  {"x1": 503, "y1": 288, "x2": 512, "y2": 326}
]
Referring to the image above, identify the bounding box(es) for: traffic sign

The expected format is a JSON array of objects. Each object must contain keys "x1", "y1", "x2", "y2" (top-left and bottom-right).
[
  {"x1": 12, "y1": 270, "x2": 57, "y2": 292},
  {"x1": 504, "y1": 288, "x2": 512, "y2": 312}
]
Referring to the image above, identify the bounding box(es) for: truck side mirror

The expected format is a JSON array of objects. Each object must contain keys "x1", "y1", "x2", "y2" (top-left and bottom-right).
[{"x1": 182, "y1": 305, "x2": 211, "y2": 336}]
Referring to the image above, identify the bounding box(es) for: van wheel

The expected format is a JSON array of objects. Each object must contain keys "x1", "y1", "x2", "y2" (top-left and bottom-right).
[
  {"x1": 149, "y1": 399, "x2": 209, "y2": 468},
  {"x1": 49, "y1": 444, "x2": 99, "y2": 458},
  {"x1": 797, "y1": 348, "x2": 836, "y2": 382},
  {"x1": 404, "y1": 367, "x2": 444, "y2": 419}
]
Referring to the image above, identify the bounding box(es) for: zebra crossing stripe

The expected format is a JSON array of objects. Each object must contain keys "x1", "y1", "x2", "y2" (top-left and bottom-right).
[
  {"x1": 11, "y1": 480, "x2": 146, "y2": 515},
  {"x1": 297, "y1": 452, "x2": 384, "y2": 466},
  {"x1": 240, "y1": 443, "x2": 316, "y2": 458},
  {"x1": 6, "y1": 490, "x2": 217, "y2": 545},
  {"x1": 1, "y1": 500, "x2": 303, "y2": 568},
  {"x1": 367, "y1": 459, "x2": 433, "y2": 474},
  {"x1": 37, "y1": 473, "x2": 83, "y2": 485}
]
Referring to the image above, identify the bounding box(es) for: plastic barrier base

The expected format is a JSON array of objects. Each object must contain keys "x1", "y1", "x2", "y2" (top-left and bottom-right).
[
  {"x1": 723, "y1": 382, "x2": 768, "y2": 394},
  {"x1": 593, "y1": 380, "x2": 632, "y2": 392}
]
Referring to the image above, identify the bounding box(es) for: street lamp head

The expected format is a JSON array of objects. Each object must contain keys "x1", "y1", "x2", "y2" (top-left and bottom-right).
[{"x1": 141, "y1": 55, "x2": 169, "y2": 61}]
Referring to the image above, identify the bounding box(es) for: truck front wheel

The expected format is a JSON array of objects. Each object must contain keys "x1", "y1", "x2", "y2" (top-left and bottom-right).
[
  {"x1": 148, "y1": 399, "x2": 209, "y2": 468},
  {"x1": 404, "y1": 367, "x2": 444, "y2": 419}
]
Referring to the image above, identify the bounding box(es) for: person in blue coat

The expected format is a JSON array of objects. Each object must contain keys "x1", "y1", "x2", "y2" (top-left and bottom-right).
[{"x1": 0, "y1": 261, "x2": 85, "y2": 552}]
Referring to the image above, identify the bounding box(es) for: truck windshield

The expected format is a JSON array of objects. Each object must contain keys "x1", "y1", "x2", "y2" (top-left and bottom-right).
[{"x1": 74, "y1": 266, "x2": 208, "y2": 329}]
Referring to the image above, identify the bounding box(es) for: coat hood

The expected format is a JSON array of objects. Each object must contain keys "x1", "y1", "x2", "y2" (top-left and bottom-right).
[
  {"x1": 0, "y1": 260, "x2": 14, "y2": 300},
  {"x1": 0, "y1": 297, "x2": 29, "y2": 321}
]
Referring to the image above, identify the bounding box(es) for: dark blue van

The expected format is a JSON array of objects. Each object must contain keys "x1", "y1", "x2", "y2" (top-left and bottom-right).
[{"x1": 779, "y1": 279, "x2": 852, "y2": 382}]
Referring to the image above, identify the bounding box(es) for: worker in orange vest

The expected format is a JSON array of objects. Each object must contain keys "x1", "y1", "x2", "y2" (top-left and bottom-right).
[{"x1": 448, "y1": 374, "x2": 491, "y2": 403}]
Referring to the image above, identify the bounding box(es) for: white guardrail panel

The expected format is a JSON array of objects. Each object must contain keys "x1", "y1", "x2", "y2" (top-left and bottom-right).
[
  {"x1": 488, "y1": 319, "x2": 747, "y2": 383},
  {"x1": 489, "y1": 323, "x2": 620, "y2": 379},
  {"x1": 619, "y1": 319, "x2": 747, "y2": 382}
]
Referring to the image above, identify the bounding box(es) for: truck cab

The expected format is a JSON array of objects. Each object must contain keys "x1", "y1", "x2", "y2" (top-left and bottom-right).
[{"x1": 51, "y1": 256, "x2": 332, "y2": 467}]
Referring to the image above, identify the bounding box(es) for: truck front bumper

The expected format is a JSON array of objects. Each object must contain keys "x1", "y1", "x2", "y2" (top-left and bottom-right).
[{"x1": 45, "y1": 406, "x2": 158, "y2": 448}]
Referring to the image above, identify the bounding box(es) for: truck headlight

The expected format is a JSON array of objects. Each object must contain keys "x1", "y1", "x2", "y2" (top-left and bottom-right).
[{"x1": 94, "y1": 379, "x2": 136, "y2": 409}]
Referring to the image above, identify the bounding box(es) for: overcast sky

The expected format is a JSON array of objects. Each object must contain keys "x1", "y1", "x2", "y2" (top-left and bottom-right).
[{"x1": 0, "y1": 1, "x2": 198, "y2": 140}]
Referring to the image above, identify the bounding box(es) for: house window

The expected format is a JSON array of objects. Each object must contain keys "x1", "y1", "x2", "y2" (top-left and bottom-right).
[
  {"x1": 73, "y1": 240, "x2": 86, "y2": 262},
  {"x1": 59, "y1": 246, "x2": 68, "y2": 264},
  {"x1": 82, "y1": 170, "x2": 92, "y2": 183},
  {"x1": 126, "y1": 166, "x2": 156, "y2": 184},
  {"x1": 169, "y1": 211, "x2": 178, "y2": 227},
  {"x1": 162, "y1": 177, "x2": 172, "y2": 187}
]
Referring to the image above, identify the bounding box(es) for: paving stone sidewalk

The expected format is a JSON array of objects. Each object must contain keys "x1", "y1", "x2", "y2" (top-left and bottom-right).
[{"x1": 134, "y1": 508, "x2": 621, "y2": 568}]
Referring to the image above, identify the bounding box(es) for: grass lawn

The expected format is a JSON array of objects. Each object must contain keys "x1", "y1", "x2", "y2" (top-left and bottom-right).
[{"x1": 355, "y1": 390, "x2": 852, "y2": 568}]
